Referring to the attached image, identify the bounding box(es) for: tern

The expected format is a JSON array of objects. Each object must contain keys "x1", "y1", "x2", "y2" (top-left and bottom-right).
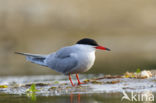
[{"x1": 15, "y1": 38, "x2": 110, "y2": 86}]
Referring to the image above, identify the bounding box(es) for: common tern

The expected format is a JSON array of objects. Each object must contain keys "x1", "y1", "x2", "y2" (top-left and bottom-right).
[{"x1": 15, "y1": 38, "x2": 110, "y2": 86}]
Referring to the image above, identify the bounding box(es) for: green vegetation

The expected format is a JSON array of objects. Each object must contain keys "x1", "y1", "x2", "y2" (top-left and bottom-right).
[
  {"x1": 26, "y1": 84, "x2": 39, "y2": 101},
  {"x1": 136, "y1": 68, "x2": 141, "y2": 73}
]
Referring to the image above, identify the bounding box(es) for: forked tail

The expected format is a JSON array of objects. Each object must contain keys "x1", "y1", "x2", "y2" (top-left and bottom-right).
[{"x1": 15, "y1": 52, "x2": 48, "y2": 66}]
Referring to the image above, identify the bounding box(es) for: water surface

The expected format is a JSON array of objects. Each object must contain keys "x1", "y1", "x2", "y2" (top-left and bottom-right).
[{"x1": 0, "y1": 75, "x2": 156, "y2": 103}]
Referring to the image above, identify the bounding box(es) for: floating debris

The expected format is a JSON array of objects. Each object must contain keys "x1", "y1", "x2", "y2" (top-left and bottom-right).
[
  {"x1": 25, "y1": 83, "x2": 50, "y2": 87},
  {"x1": 124, "y1": 70, "x2": 152, "y2": 79},
  {"x1": 53, "y1": 81, "x2": 59, "y2": 84},
  {"x1": 91, "y1": 80, "x2": 103, "y2": 84},
  {"x1": 0, "y1": 85, "x2": 8, "y2": 88},
  {"x1": 95, "y1": 75, "x2": 122, "y2": 79},
  {"x1": 106, "y1": 80, "x2": 120, "y2": 84},
  {"x1": 83, "y1": 79, "x2": 90, "y2": 83},
  {"x1": 49, "y1": 87, "x2": 57, "y2": 90},
  {"x1": 140, "y1": 70, "x2": 152, "y2": 78}
]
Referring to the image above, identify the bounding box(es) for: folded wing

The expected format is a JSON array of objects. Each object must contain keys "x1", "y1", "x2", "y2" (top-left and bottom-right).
[{"x1": 45, "y1": 47, "x2": 78, "y2": 74}]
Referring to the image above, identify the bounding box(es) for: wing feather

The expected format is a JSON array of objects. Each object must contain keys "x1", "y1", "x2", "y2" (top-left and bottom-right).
[{"x1": 45, "y1": 47, "x2": 78, "y2": 74}]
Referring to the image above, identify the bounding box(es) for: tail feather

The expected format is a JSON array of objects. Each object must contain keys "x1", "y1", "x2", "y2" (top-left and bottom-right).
[{"x1": 15, "y1": 52, "x2": 48, "y2": 66}]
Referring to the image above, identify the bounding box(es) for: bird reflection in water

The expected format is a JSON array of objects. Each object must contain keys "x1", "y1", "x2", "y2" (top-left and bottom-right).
[{"x1": 70, "y1": 93, "x2": 81, "y2": 103}]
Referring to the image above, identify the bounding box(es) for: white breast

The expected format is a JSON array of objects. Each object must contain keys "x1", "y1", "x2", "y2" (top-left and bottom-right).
[{"x1": 69, "y1": 44, "x2": 96, "y2": 74}]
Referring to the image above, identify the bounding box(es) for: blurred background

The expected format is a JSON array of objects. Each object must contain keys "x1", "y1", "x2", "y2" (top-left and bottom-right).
[{"x1": 0, "y1": 0, "x2": 156, "y2": 76}]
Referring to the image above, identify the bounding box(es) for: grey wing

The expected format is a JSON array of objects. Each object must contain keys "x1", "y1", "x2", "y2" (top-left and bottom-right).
[{"x1": 45, "y1": 47, "x2": 78, "y2": 74}]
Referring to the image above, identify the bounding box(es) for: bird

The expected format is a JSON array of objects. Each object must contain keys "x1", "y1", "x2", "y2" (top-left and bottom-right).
[{"x1": 15, "y1": 38, "x2": 110, "y2": 86}]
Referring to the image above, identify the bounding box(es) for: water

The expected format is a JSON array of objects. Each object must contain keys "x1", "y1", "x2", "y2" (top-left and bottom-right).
[
  {"x1": 0, "y1": 93, "x2": 123, "y2": 103},
  {"x1": 0, "y1": 75, "x2": 156, "y2": 103},
  {"x1": 0, "y1": 92, "x2": 155, "y2": 103}
]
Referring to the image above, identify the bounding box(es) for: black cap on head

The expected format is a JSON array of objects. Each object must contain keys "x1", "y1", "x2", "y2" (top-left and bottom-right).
[{"x1": 76, "y1": 38, "x2": 99, "y2": 46}]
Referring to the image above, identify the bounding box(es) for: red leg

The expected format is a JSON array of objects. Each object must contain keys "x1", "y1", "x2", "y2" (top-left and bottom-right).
[
  {"x1": 76, "y1": 74, "x2": 85, "y2": 85},
  {"x1": 69, "y1": 74, "x2": 75, "y2": 86}
]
